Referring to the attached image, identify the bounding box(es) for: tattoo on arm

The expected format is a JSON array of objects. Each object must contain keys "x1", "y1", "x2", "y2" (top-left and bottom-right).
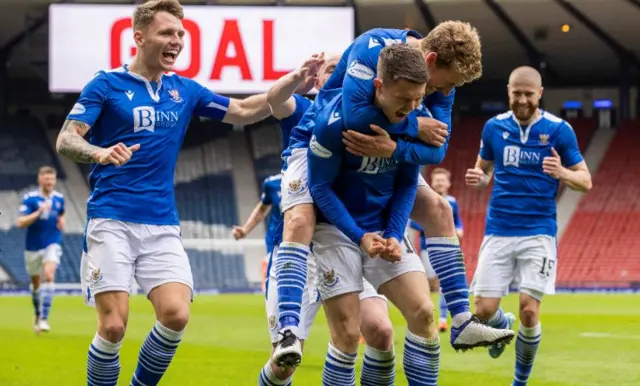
[{"x1": 56, "y1": 120, "x2": 101, "y2": 163}]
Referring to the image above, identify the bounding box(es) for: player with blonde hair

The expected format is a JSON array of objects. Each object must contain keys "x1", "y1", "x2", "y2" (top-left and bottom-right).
[{"x1": 273, "y1": 20, "x2": 514, "y2": 369}]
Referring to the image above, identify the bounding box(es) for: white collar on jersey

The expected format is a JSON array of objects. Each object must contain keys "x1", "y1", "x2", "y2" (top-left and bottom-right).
[
  {"x1": 511, "y1": 109, "x2": 545, "y2": 144},
  {"x1": 123, "y1": 65, "x2": 163, "y2": 102}
]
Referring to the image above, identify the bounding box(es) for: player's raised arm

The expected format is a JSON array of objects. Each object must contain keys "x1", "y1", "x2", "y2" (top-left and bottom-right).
[
  {"x1": 543, "y1": 122, "x2": 592, "y2": 192},
  {"x1": 307, "y1": 99, "x2": 367, "y2": 246},
  {"x1": 267, "y1": 53, "x2": 325, "y2": 119}
]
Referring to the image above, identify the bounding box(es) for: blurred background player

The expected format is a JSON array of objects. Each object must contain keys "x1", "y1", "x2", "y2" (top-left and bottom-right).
[
  {"x1": 466, "y1": 66, "x2": 592, "y2": 386},
  {"x1": 16, "y1": 166, "x2": 64, "y2": 334},
  {"x1": 56, "y1": 1, "x2": 271, "y2": 385},
  {"x1": 232, "y1": 173, "x2": 283, "y2": 292},
  {"x1": 409, "y1": 167, "x2": 463, "y2": 333}
]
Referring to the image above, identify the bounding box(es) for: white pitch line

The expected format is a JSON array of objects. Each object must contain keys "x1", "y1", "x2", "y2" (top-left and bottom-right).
[{"x1": 580, "y1": 332, "x2": 640, "y2": 340}]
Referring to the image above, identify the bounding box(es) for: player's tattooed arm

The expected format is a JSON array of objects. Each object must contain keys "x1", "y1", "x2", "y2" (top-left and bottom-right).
[
  {"x1": 56, "y1": 120, "x2": 101, "y2": 163},
  {"x1": 57, "y1": 120, "x2": 140, "y2": 166}
]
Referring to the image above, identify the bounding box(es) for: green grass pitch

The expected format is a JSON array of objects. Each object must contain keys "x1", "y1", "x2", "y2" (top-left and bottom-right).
[{"x1": 0, "y1": 293, "x2": 639, "y2": 385}]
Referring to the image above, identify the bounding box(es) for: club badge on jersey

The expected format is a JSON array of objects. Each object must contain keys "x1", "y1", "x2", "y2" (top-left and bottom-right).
[{"x1": 66, "y1": 65, "x2": 230, "y2": 226}]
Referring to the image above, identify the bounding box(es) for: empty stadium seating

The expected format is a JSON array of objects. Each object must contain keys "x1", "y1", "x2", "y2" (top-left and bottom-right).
[
  {"x1": 1, "y1": 114, "x2": 250, "y2": 290},
  {"x1": 558, "y1": 122, "x2": 640, "y2": 287},
  {"x1": 248, "y1": 120, "x2": 283, "y2": 186}
]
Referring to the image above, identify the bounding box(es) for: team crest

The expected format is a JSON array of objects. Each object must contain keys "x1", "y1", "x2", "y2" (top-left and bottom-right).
[
  {"x1": 168, "y1": 89, "x2": 183, "y2": 103},
  {"x1": 268, "y1": 315, "x2": 277, "y2": 331},
  {"x1": 539, "y1": 134, "x2": 549, "y2": 145},
  {"x1": 288, "y1": 179, "x2": 305, "y2": 195},
  {"x1": 90, "y1": 268, "x2": 103, "y2": 284},
  {"x1": 323, "y1": 270, "x2": 339, "y2": 288}
]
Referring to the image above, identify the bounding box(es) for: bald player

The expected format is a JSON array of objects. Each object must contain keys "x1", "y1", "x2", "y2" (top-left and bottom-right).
[{"x1": 465, "y1": 66, "x2": 592, "y2": 386}]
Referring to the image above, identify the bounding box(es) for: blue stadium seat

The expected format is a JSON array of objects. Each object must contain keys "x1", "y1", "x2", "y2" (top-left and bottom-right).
[{"x1": 175, "y1": 175, "x2": 238, "y2": 227}]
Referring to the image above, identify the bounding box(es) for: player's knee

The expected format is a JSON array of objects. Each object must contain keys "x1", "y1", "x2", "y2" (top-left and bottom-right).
[
  {"x1": 99, "y1": 318, "x2": 126, "y2": 343},
  {"x1": 284, "y1": 208, "x2": 314, "y2": 241},
  {"x1": 43, "y1": 272, "x2": 55, "y2": 283},
  {"x1": 406, "y1": 299, "x2": 436, "y2": 331},
  {"x1": 330, "y1": 316, "x2": 361, "y2": 351},
  {"x1": 519, "y1": 299, "x2": 540, "y2": 327},
  {"x1": 361, "y1": 318, "x2": 394, "y2": 350},
  {"x1": 159, "y1": 305, "x2": 190, "y2": 332},
  {"x1": 432, "y1": 194, "x2": 453, "y2": 220},
  {"x1": 474, "y1": 297, "x2": 498, "y2": 321}
]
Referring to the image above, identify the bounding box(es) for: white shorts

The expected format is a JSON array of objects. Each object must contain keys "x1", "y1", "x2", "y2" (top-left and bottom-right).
[
  {"x1": 310, "y1": 224, "x2": 425, "y2": 301},
  {"x1": 24, "y1": 243, "x2": 61, "y2": 276},
  {"x1": 471, "y1": 235, "x2": 557, "y2": 301},
  {"x1": 80, "y1": 218, "x2": 194, "y2": 306},
  {"x1": 281, "y1": 148, "x2": 313, "y2": 213},
  {"x1": 264, "y1": 244, "x2": 384, "y2": 343},
  {"x1": 420, "y1": 250, "x2": 437, "y2": 279}
]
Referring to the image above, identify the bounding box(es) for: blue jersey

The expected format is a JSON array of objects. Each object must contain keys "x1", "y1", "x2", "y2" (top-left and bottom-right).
[
  {"x1": 19, "y1": 190, "x2": 64, "y2": 251},
  {"x1": 278, "y1": 94, "x2": 312, "y2": 152},
  {"x1": 67, "y1": 66, "x2": 230, "y2": 225},
  {"x1": 284, "y1": 88, "x2": 341, "y2": 159},
  {"x1": 409, "y1": 195, "x2": 462, "y2": 250},
  {"x1": 480, "y1": 110, "x2": 584, "y2": 237},
  {"x1": 261, "y1": 174, "x2": 282, "y2": 253},
  {"x1": 307, "y1": 93, "x2": 420, "y2": 245},
  {"x1": 321, "y1": 27, "x2": 456, "y2": 165}
]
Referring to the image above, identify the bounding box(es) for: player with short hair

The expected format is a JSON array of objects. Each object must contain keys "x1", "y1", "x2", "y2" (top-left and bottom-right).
[
  {"x1": 56, "y1": 1, "x2": 271, "y2": 385},
  {"x1": 252, "y1": 53, "x2": 396, "y2": 386},
  {"x1": 273, "y1": 21, "x2": 514, "y2": 367},
  {"x1": 466, "y1": 66, "x2": 592, "y2": 385},
  {"x1": 16, "y1": 166, "x2": 64, "y2": 334},
  {"x1": 308, "y1": 43, "x2": 439, "y2": 386},
  {"x1": 409, "y1": 167, "x2": 464, "y2": 333}
]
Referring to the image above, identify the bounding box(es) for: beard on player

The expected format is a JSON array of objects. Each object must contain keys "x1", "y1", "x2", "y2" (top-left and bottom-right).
[{"x1": 511, "y1": 100, "x2": 538, "y2": 122}]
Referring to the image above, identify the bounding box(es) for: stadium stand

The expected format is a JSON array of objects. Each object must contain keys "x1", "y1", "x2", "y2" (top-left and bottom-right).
[
  {"x1": 0, "y1": 113, "x2": 249, "y2": 290},
  {"x1": 558, "y1": 122, "x2": 640, "y2": 288},
  {"x1": 247, "y1": 119, "x2": 283, "y2": 187}
]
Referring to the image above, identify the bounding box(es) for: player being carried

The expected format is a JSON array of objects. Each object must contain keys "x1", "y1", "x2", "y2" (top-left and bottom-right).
[
  {"x1": 242, "y1": 53, "x2": 398, "y2": 386},
  {"x1": 272, "y1": 21, "x2": 515, "y2": 368},
  {"x1": 232, "y1": 51, "x2": 329, "y2": 264},
  {"x1": 16, "y1": 166, "x2": 64, "y2": 334},
  {"x1": 56, "y1": 1, "x2": 271, "y2": 385},
  {"x1": 409, "y1": 167, "x2": 464, "y2": 333},
  {"x1": 466, "y1": 66, "x2": 592, "y2": 386},
  {"x1": 308, "y1": 43, "x2": 441, "y2": 386}
]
